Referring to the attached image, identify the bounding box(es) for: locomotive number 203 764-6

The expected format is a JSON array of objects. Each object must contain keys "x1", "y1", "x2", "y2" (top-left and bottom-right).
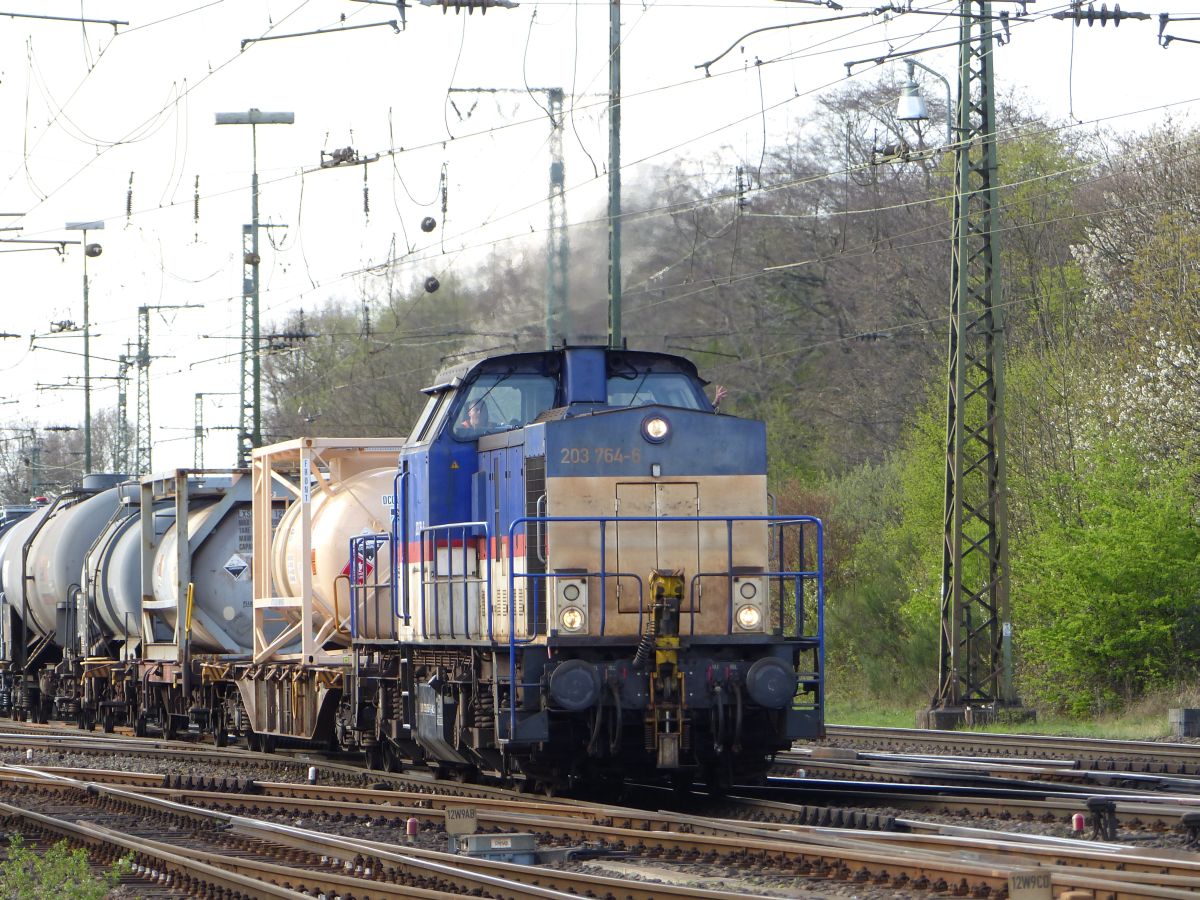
[{"x1": 559, "y1": 446, "x2": 641, "y2": 465}]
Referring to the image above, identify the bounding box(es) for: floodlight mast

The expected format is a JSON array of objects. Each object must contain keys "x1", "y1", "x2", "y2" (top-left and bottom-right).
[
  {"x1": 65, "y1": 220, "x2": 105, "y2": 474},
  {"x1": 215, "y1": 109, "x2": 294, "y2": 467}
]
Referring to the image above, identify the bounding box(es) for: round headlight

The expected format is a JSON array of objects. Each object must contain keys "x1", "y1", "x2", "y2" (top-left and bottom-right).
[
  {"x1": 642, "y1": 415, "x2": 670, "y2": 443},
  {"x1": 560, "y1": 607, "x2": 585, "y2": 632},
  {"x1": 562, "y1": 583, "x2": 580, "y2": 602},
  {"x1": 735, "y1": 604, "x2": 762, "y2": 630},
  {"x1": 738, "y1": 580, "x2": 758, "y2": 600}
]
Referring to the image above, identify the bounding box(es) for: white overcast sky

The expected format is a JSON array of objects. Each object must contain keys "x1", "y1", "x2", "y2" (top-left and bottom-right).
[{"x1": 0, "y1": 0, "x2": 1196, "y2": 473}]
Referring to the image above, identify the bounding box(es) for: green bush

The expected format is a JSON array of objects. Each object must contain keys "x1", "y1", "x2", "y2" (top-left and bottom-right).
[
  {"x1": 1013, "y1": 445, "x2": 1200, "y2": 715},
  {"x1": 0, "y1": 833, "x2": 131, "y2": 900}
]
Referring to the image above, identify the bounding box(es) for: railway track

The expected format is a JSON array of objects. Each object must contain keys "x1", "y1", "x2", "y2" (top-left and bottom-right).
[
  {"x1": 4, "y1": 723, "x2": 1200, "y2": 897},
  {"x1": 823, "y1": 724, "x2": 1200, "y2": 774},
  {"x1": 3, "y1": 761, "x2": 1199, "y2": 899}
]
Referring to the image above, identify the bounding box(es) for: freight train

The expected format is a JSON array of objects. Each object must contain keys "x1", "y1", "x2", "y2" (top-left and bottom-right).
[{"x1": 0, "y1": 345, "x2": 825, "y2": 790}]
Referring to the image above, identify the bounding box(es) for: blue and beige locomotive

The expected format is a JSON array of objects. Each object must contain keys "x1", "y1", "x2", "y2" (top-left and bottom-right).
[{"x1": 241, "y1": 345, "x2": 825, "y2": 788}]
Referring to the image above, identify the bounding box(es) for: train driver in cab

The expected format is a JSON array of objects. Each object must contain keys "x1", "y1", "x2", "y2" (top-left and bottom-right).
[{"x1": 457, "y1": 400, "x2": 491, "y2": 438}]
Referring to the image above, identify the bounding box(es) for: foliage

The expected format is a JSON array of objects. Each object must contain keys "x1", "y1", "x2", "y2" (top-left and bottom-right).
[
  {"x1": 821, "y1": 394, "x2": 945, "y2": 700},
  {"x1": 1013, "y1": 445, "x2": 1200, "y2": 715},
  {"x1": 0, "y1": 834, "x2": 131, "y2": 900},
  {"x1": 261, "y1": 278, "x2": 502, "y2": 440}
]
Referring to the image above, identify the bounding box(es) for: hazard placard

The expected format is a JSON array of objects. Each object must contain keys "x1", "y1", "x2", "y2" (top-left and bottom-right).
[{"x1": 223, "y1": 553, "x2": 249, "y2": 581}]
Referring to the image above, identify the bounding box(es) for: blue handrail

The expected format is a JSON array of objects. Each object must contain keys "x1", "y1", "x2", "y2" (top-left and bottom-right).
[{"x1": 417, "y1": 521, "x2": 491, "y2": 640}]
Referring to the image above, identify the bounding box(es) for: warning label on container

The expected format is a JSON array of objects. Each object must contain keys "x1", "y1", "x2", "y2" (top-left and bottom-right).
[{"x1": 223, "y1": 553, "x2": 249, "y2": 581}]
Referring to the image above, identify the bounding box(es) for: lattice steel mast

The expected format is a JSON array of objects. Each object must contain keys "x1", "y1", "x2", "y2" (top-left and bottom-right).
[
  {"x1": 546, "y1": 87, "x2": 569, "y2": 348},
  {"x1": 135, "y1": 305, "x2": 199, "y2": 475},
  {"x1": 935, "y1": 0, "x2": 1014, "y2": 720},
  {"x1": 114, "y1": 343, "x2": 133, "y2": 472}
]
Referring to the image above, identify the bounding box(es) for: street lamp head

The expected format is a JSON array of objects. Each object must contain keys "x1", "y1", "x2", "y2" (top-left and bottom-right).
[
  {"x1": 896, "y1": 77, "x2": 928, "y2": 122},
  {"x1": 215, "y1": 110, "x2": 295, "y2": 126}
]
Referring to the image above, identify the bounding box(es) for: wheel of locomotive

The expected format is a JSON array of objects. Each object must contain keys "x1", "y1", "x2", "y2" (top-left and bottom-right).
[
  {"x1": 704, "y1": 760, "x2": 732, "y2": 798},
  {"x1": 102, "y1": 709, "x2": 115, "y2": 734},
  {"x1": 670, "y1": 771, "x2": 695, "y2": 796},
  {"x1": 164, "y1": 712, "x2": 178, "y2": 740},
  {"x1": 261, "y1": 734, "x2": 277, "y2": 754},
  {"x1": 134, "y1": 712, "x2": 148, "y2": 738},
  {"x1": 245, "y1": 731, "x2": 261, "y2": 752}
]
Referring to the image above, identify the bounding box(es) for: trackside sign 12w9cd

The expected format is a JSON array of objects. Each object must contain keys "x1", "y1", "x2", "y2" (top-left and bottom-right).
[{"x1": 1008, "y1": 869, "x2": 1051, "y2": 900}]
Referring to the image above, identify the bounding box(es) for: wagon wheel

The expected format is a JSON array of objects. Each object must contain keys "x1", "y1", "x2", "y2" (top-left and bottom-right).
[{"x1": 213, "y1": 706, "x2": 228, "y2": 747}]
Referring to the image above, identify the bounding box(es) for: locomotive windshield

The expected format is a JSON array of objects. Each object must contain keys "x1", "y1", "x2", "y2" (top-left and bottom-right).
[
  {"x1": 452, "y1": 372, "x2": 558, "y2": 439},
  {"x1": 443, "y1": 348, "x2": 713, "y2": 441},
  {"x1": 606, "y1": 371, "x2": 707, "y2": 409}
]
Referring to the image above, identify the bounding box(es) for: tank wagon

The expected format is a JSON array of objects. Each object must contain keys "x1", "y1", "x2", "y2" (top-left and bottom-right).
[
  {"x1": 0, "y1": 474, "x2": 129, "y2": 721},
  {"x1": 223, "y1": 345, "x2": 826, "y2": 789},
  {"x1": 0, "y1": 471, "x2": 260, "y2": 732}
]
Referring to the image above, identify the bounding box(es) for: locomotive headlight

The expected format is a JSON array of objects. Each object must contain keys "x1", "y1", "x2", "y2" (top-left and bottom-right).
[
  {"x1": 735, "y1": 604, "x2": 762, "y2": 631},
  {"x1": 559, "y1": 606, "x2": 585, "y2": 632},
  {"x1": 556, "y1": 576, "x2": 588, "y2": 633},
  {"x1": 641, "y1": 415, "x2": 670, "y2": 443}
]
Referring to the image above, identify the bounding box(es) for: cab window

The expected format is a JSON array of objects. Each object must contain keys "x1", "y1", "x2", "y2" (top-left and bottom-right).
[
  {"x1": 606, "y1": 372, "x2": 707, "y2": 409},
  {"x1": 452, "y1": 373, "x2": 558, "y2": 440},
  {"x1": 410, "y1": 389, "x2": 451, "y2": 443}
]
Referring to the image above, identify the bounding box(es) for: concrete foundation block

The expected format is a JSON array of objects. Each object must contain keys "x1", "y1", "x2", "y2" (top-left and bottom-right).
[{"x1": 1169, "y1": 708, "x2": 1200, "y2": 738}]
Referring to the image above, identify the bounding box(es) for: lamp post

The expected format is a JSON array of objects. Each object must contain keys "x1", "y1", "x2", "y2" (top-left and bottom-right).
[
  {"x1": 215, "y1": 109, "x2": 294, "y2": 467},
  {"x1": 65, "y1": 220, "x2": 104, "y2": 474},
  {"x1": 895, "y1": 58, "x2": 953, "y2": 149}
]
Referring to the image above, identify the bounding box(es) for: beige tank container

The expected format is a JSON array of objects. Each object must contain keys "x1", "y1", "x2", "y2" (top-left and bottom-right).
[
  {"x1": 251, "y1": 438, "x2": 405, "y2": 664},
  {"x1": 269, "y1": 465, "x2": 395, "y2": 641}
]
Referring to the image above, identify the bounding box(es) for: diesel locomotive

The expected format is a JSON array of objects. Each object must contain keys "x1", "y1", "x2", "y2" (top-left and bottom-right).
[
  {"x1": 233, "y1": 344, "x2": 825, "y2": 788},
  {"x1": 0, "y1": 344, "x2": 825, "y2": 790}
]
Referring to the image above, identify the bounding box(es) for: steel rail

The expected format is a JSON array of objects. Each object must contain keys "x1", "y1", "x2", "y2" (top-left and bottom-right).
[
  {"x1": 0, "y1": 767, "x2": 772, "y2": 900},
  {"x1": 0, "y1": 800, "x2": 310, "y2": 899},
  {"x1": 4, "y1": 764, "x2": 1198, "y2": 899},
  {"x1": 825, "y1": 724, "x2": 1200, "y2": 770}
]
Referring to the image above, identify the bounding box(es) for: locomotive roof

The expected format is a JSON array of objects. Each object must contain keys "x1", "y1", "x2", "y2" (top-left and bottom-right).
[{"x1": 424, "y1": 346, "x2": 704, "y2": 394}]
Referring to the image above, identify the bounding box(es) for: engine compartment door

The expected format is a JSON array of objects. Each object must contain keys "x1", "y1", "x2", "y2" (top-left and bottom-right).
[{"x1": 615, "y1": 482, "x2": 699, "y2": 613}]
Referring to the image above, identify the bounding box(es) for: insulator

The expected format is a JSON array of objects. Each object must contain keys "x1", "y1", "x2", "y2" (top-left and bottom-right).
[
  {"x1": 1052, "y1": 3, "x2": 1151, "y2": 26},
  {"x1": 126, "y1": 172, "x2": 134, "y2": 220},
  {"x1": 421, "y1": 0, "x2": 519, "y2": 14}
]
